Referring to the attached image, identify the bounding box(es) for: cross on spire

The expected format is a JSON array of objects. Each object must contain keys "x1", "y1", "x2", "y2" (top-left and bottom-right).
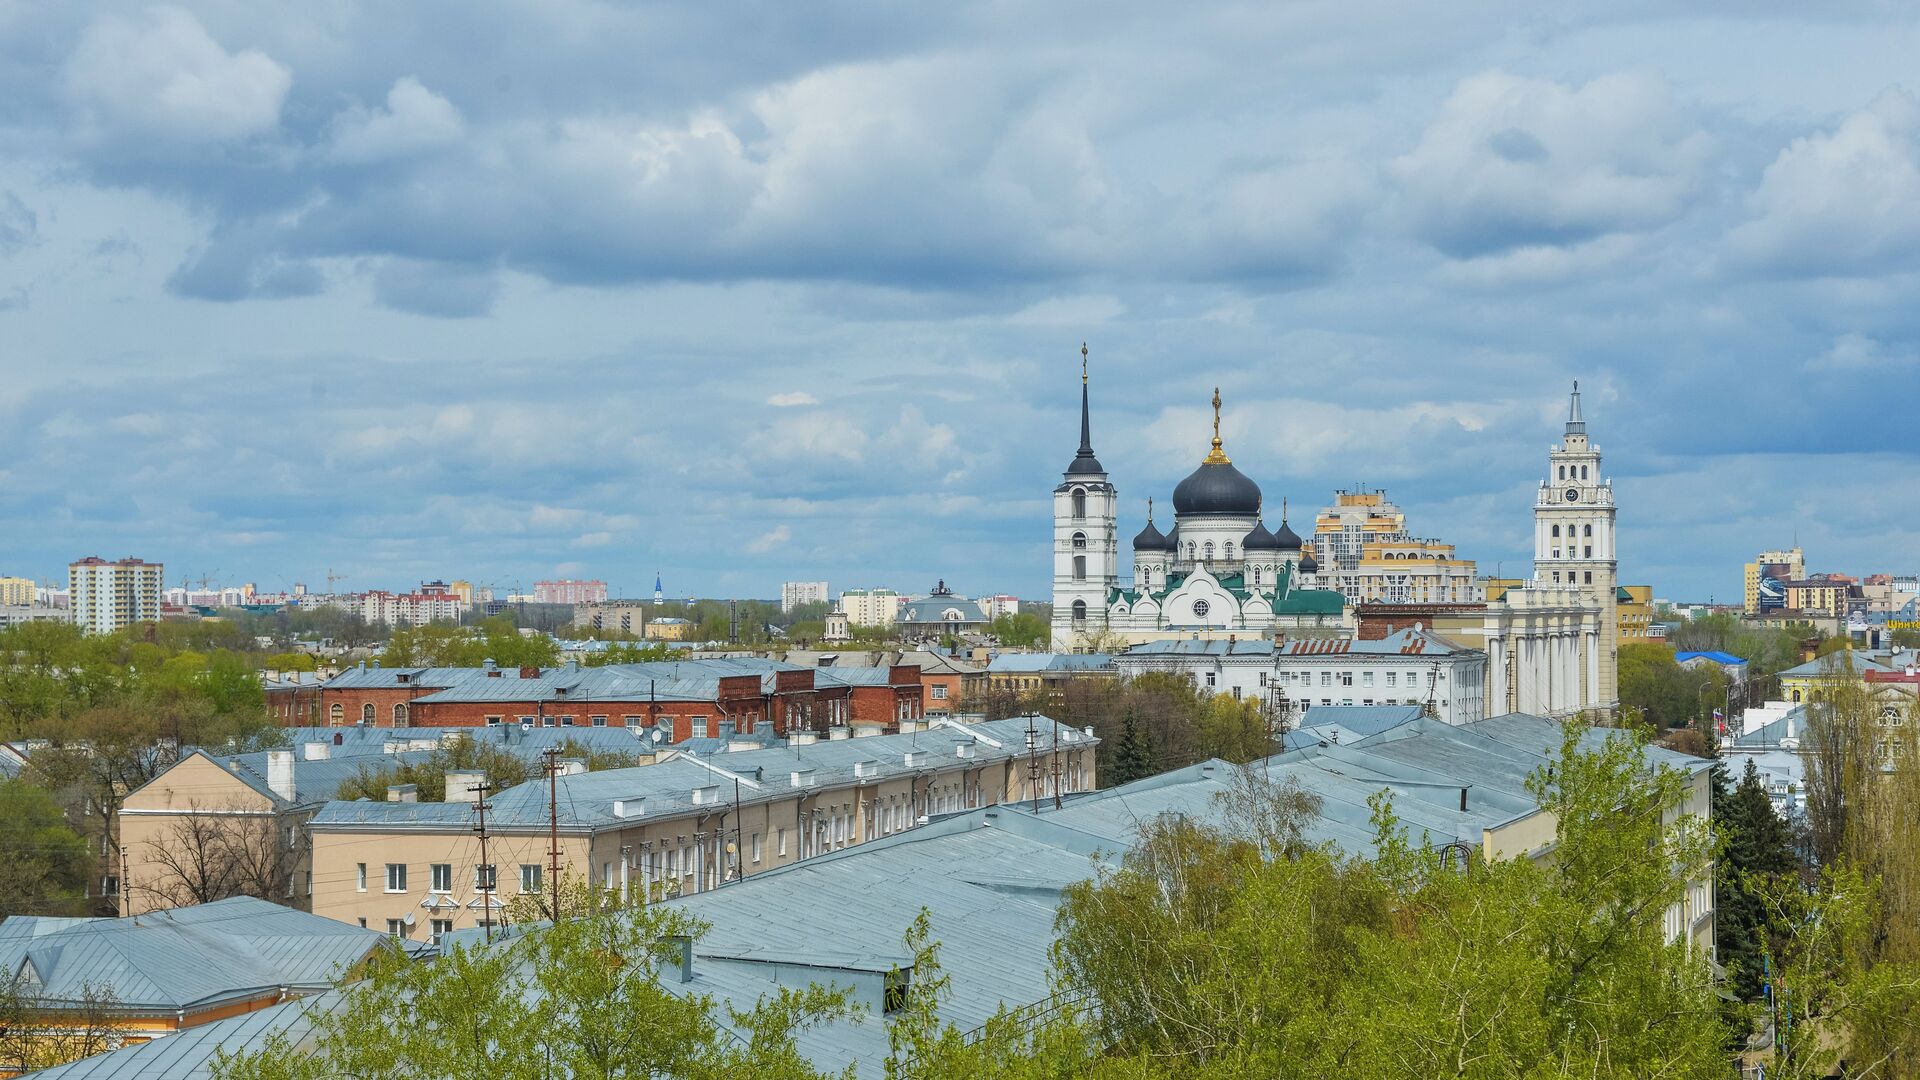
[{"x1": 1203, "y1": 386, "x2": 1231, "y2": 465}]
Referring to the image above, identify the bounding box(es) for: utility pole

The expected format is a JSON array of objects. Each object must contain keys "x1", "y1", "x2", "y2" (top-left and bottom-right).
[
  {"x1": 471, "y1": 780, "x2": 496, "y2": 943},
  {"x1": 1050, "y1": 713, "x2": 1063, "y2": 809},
  {"x1": 1025, "y1": 714, "x2": 1041, "y2": 812},
  {"x1": 544, "y1": 746, "x2": 562, "y2": 923},
  {"x1": 119, "y1": 847, "x2": 129, "y2": 918}
]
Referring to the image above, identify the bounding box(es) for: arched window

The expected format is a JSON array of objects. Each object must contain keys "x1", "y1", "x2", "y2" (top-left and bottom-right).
[
  {"x1": 1580, "y1": 465, "x2": 1588, "y2": 479},
  {"x1": 1253, "y1": 567, "x2": 1262, "y2": 585},
  {"x1": 1203, "y1": 541, "x2": 1215, "y2": 561},
  {"x1": 1792, "y1": 689, "x2": 1802, "y2": 703},
  {"x1": 1073, "y1": 555, "x2": 1086, "y2": 581},
  {"x1": 329, "y1": 703, "x2": 344, "y2": 725},
  {"x1": 393, "y1": 702, "x2": 409, "y2": 725},
  {"x1": 1071, "y1": 532, "x2": 1087, "y2": 549},
  {"x1": 1071, "y1": 488, "x2": 1087, "y2": 519},
  {"x1": 1071, "y1": 600, "x2": 1087, "y2": 623},
  {"x1": 1583, "y1": 524, "x2": 1592, "y2": 537},
  {"x1": 1224, "y1": 542, "x2": 1235, "y2": 560},
  {"x1": 1558, "y1": 465, "x2": 1565, "y2": 479},
  {"x1": 361, "y1": 703, "x2": 375, "y2": 724},
  {"x1": 1551, "y1": 524, "x2": 1560, "y2": 537},
  {"x1": 1187, "y1": 542, "x2": 1196, "y2": 559}
]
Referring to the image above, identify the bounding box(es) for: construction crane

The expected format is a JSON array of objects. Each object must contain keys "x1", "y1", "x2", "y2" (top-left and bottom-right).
[{"x1": 326, "y1": 568, "x2": 349, "y2": 594}]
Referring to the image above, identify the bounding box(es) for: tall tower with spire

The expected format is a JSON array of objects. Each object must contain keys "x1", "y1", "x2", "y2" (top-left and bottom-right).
[
  {"x1": 1051, "y1": 344, "x2": 1119, "y2": 650},
  {"x1": 653, "y1": 572, "x2": 664, "y2": 606},
  {"x1": 1533, "y1": 381, "x2": 1619, "y2": 709}
]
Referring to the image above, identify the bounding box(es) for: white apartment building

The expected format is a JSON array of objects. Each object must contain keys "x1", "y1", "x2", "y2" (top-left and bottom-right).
[
  {"x1": 1309, "y1": 489, "x2": 1481, "y2": 605},
  {"x1": 983, "y1": 595, "x2": 1021, "y2": 618},
  {"x1": 1113, "y1": 627, "x2": 1488, "y2": 727},
  {"x1": 840, "y1": 588, "x2": 901, "y2": 627},
  {"x1": 69, "y1": 557, "x2": 164, "y2": 634},
  {"x1": 781, "y1": 581, "x2": 830, "y2": 613}
]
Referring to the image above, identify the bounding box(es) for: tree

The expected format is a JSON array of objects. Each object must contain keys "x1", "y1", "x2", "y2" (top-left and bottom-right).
[
  {"x1": 212, "y1": 901, "x2": 855, "y2": 1080},
  {"x1": 1715, "y1": 759, "x2": 1799, "y2": 1002},
  {"x1": 1800, "y1": 656, "x2": 1879, "y2": 870},
  {"x1": 581, "y1": 640, "x2": 682, "y2": 665},
  {"x1": 0, "y1": 980, "x2": 122, "y2": 1075},
  {"x1": 137, "y1": 803, "x2": 301, "y2": 910},
  {"x1": 986, "y1": 613, "x2": 1048, "y2": 649},
  {"x1": 1109, "y1": 712, "x2": 1155, "y2": 786},
  {"x1": 1618, "y1": 641, "x2": 1727, "y2": 730},
  {"x1": 0, "y1": 779, "x2": 90, "y2": 917}
]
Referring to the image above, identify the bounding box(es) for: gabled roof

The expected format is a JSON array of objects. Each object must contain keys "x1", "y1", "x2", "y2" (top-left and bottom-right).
[
  {"x1": 1675, "y1": 651, "x2": 1747, "y2": 666},
  {"x1": 1781, "y1": 652, "x2": 1893, "y2": 678},
  {"x1": 0, "y1": 897, "x2": 383, "y2": 1015}
]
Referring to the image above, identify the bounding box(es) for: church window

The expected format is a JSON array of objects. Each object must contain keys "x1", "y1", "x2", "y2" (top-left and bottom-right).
[
  {"x1": 1551, "y1": 525, "x2": 1559, "y2": 538},
  {"x1": 1225, "y1": 542, "x2": 1234, "y2": 560},
  {"x1": 1192, "y1": 599, "x2": 1211, "y2": 619},
  {"x1": 1253, "y1": 568, "x2": 1261, "y2": 585},
  {"x1": 1580, "y1": 465, "x2": 1588, "y2": 479},
  {"x1": 1071, "y1": 532, "x2": 1087, "y2": 549},
  {"x1": 1071, "y1": 600, "x2": 1087, "y2": 623},
  {"x1": 1187, "y1": 542, "x2": 1196, "y2": 559},
  {"x1": 1558, "y1": 465, "x2": 1565, "y2": 479},
  {"x1": 1583, "y1": 524, "x2": 1592, "y2": 537},
  {"x1": 1071, "y1": 489, "x2": 1086, "y2": 519},
  {"x1": 1203, "y1": 542, "x2": 1215, "y2": 561},
  {"x1": 1073, "y1": 556, "x2": 1086, "y2": 581}
]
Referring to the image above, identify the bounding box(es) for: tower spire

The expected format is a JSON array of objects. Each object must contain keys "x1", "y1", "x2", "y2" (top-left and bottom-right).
[
  {"x1": 1566, "y1": 379, "x2": 1586, "y2": 436},
  {"x1": 1203, "y1": 386, "x2": 1231, "y2": 465},
  {"x1": 1065, "y1": 343, "x2": 1105, "y2": 475}
]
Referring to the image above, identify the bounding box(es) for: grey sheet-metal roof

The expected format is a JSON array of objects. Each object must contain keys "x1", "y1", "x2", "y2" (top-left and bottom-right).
[
  {"x1": 1780, "y1": 652, "x2": 1893, "y2": 678},
  {"x1": 1729, "y1": 707, "x2": 1807, "y2": 749},
  {"x1": 1296, "y1": 704, "x2": 1427, "y2": 738},
  {"x1": 0, "y1": 897, "x2": 383, "y2": 1016},
  {"x1": 984, "y1": 653, "x2": 1114, "y2": 674}
]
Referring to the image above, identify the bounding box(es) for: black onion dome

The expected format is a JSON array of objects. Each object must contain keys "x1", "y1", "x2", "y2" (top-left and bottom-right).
[
  {"x1": 1242, "y1": 519, "x2": 1281, "y2": 551},
  {"x1": 1273, "y1": 518, "x2": 1303, "y2": 550},
  {"x1": 1164, "y1": 526, "x2": 1180, "y2": 552},
  {"x1": 1133, "y1": 519, "x2": 1168, "y2": 551},
  {"x1": 1298, "y1": 550, "x2": 1319, "y2": 573},
  {"x1": 1171, "y1": 461, "x2": 1262, "y2": 516}
]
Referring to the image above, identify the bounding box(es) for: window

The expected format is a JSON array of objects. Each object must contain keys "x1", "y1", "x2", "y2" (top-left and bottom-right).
[
  {"x1": 1386, "y1": 672, "x2": 1397, "y2": 687},
  {"x1": 931, "y1": 685, "x2": 947, "y2": 700},
  {"x1": 1253, "y1": 567, "x2": 1261, "y2": 585},
  {"x1": 1192, "y1": 599, "x2": 1210, "y2": 619},
  {"x1": 486, "y1": 715, "x2": 503, "y2": 726},
  {"x1": 1071, "y1": 599, "x2": 1087, "y2": 623},
  {"x1": 591, "y1": 715, "x2": 608, "y2": 727},
  {"x1": 1584, "y1": 546, "x2": 1592, "y2": 558},
  {"x1": 1340, "y1": 672, "x2": 1353, "y2": 686},
  {"x1": 431, "y1": 919, "x2": 453, "y2": 944},
  {"x1": 751, "y1": 833, "x2": 763, "y2": 863},
  {"x1": 387, "y1": 919, "x2": 406, "y2": 938},
  {"x1": 1580, "y1": 465, "x2": 1588, "y2": 479},
  {"x1": 542, "y1": 714, "x2": 556, "y2": 727},
  {"x1": 1584, "y1": 571, "x2": 1593, "y2": 584},
  {"x1": 1204, "y1": 671, "x2": 1217, "y2": 687},
  {"x1": 1583, "y1": 524, "x2": 1592, "y2": 537},
  {"x1": 304, "y1": 870, "x2": 312, "y2": 895},
  {"x1": 393, "y1": 702, "x2": 409, "y2": 724},
  {"x1": 330, "y1": 703, "x2": 344, "y2": 724},
  {"x1": 1073, "y1": 555, "x2": 1086, "y2": 581},
  {"x1": 1257, "y1": 671, "x2": 1267, "y2": 687},
  {"x1": 561, "y1": 715, "x2": 575, "y2": 727},
  {"x1": 1362, "y1": 671, "x2": 1373, "y2": 686},
  {"x1": 520, "y1": 865, "x2": 542, "y2": 893},
  {"x1": 1320, "y1": 672, "x2": 1332, "y2": 687},
  {"x1": 385, "y1": 863, "x2": 407, "y2": 892},
  {"x1": 356, "y1": 863, "x2": 367, "y2": 892},
  {"x1": 475, "y1": 864, "x2": 496, "y2": 891},
  {"x1": 430, "y1": 863, "x2": 452, "y2": 892},
  {"x1": 1558, "y1": 465, "x2": 1565, "y2": 479},
  {"x1": 1225, "y1": 542, "x2": 1234, "y2": 560},
  {"x1": 1204, "y1": 541, "x2": 1215, "y2": 561},
  {"x1": 1071, "y1": 531, "x2": 1087, "y2": 549},
  {"x1": 1071, "y1": 488, "x2": 1087, "y2": 519},
  {"x1": 624, "y1": 715, "x2": 642, "y2": 726},
  {"x1": 1551, "y1": 524, "x2": 1560, "y2": 537},
  {"x1": 361, "y1": 703, "x2": 375, "y2": 724},
  {"x1": 777, "y1": 829, "x2": 788, "y2": 857},
  {"x1": 358, "y1": 917, "x2": 367, "y2": 928}
]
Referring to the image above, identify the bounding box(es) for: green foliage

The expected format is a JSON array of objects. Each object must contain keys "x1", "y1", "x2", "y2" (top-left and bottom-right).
[
  {"x1": 1618, "y1": 641, "x2": 1728, "y2": 730},
  {"x1": 581, "y1": 640, "x2": 683, "y2": 666},
  {"x1": 1715, "y1": 759, "x2": 1799, "y2": 1002},
  {"x1": 0, "y1": 779, "x2": 90, "y2": 917},
  {"x1": 1666, "y1": 611, "x2": 1807, "y2": 681},
  {"x1": 379, "y1": 616, "x2": 560, "y2": 668},
  {"x1": 212, "y1": 902, "x2": 856, "y2": 1080},
  {"x1": 264, "y1": 652, "x2": 318, "y2": 672},
  {"x1": 335, "y1": 737, "x2": 640, "y2": 805},
  {"x1": 987, "y1": 613, "x2": 1049, "y2": 649}
]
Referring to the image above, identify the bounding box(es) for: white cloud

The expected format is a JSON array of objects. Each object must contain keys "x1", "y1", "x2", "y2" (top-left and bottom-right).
[
  {"x1": 329, "y1": 77, "x2": 465, "y2": 163},
  {"x1": 744, "y1": 524, "x2": 791, "y2": 554},
  {"x1": 1393, "y1": 71, "x2": 1712, "y2": 257},
  {"x1": 1729, "y1": 89, "x2": 1920, "y2": 276},
  {"x1": 1808, "y1": 332, "x2": 1917, "y2": 372},
  {"x1": 766, "y1": 391, "x2": 819, "y2": 407},
  {"x1": 64, "y1": 7, "x2": 290, "y2": 145}
]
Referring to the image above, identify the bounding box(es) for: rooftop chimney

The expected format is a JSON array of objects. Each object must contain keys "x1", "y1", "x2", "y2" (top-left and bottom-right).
[
  {"x1": 387, "y1": 783, "x2": 418, "y2": 803},
  {"x1": 444, "y1": 770, "x2": 484, "y2": 803},
  {"x1": 302, "y1": 741, "x2": 330, "y2": 761},
  {"x1": 613, "y1": 797, "x2": 646, "y2": 819},
  {"x1": 265, "y1": 750, "x2": 295, "y2": 802}
]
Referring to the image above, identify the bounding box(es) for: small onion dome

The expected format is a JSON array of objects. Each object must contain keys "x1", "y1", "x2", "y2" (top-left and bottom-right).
[
  {"x1": 1298, "y1": 550, "x2": 1319, "y2": 574},
  {"x1": 1164, "y1": 526, "x2": 1180, "y2": 552},
  {"x1": 1273, "y1": 518, "x2": 1303, "y2": 550},
  {"x1": 1133, "y1": 519, "x2": 1168, "y2": 551},
  {"x1": 1241, "y1": 519, "x2": 1281, "y2": 551}
]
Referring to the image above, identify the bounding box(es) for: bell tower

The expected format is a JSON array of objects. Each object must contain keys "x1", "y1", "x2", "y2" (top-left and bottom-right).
[
  {"x1": 1533, "y1": 381, "x2": 1619, "y2": 709},
  {"x1": 1051, "y1": 344, "x2": 1118, "y2": 650}
]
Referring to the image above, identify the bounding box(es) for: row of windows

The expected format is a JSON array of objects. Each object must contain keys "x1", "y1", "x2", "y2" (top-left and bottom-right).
[
  {"x1": 1203, "y1": 669, "x2": 1442, "y2": 689},
  {"x1": 357, "y1": 861, "x2": 543, "y2": 894},
  {"x1": 1557, "y1": 464, "x2": 1590, "y2": 480},
  {"x1": 1549, "y1": 524, "x2": 1594, "y2": 537}
]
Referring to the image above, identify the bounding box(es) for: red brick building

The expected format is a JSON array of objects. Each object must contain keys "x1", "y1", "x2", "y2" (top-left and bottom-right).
[{"x1": 312, "y1": 658, "x2": 923, "y2": 743}]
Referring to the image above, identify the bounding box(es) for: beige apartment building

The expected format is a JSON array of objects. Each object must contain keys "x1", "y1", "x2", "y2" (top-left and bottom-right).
[
  {"x1": 305, "y1": 717, "x2": 1096, "y2": 941},
  {"x1": 69, "y1": 556, "x2": 164, "y2": 634},
  {"x1": 0, "y1": 575, "x2": 35, "y2": 607},
  {"x1": 1311, "y1": 490, "x2": 1480, "y2": 605}
]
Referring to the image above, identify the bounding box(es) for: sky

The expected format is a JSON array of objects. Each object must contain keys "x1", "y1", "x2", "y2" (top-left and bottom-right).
[{"x1": 2, "y1": 2, "x2": 1918, "y2": 605}]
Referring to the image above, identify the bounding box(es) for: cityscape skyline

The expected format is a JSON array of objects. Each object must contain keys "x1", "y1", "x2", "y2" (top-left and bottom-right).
[{"x1": 4, "y1": 5, "x2": 1918, "y2": 602}]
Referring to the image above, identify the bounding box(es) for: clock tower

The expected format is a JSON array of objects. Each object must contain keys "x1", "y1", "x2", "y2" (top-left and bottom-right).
[{"x1": 1532, "y1": 381, "x2": 1618, "y2": 710}]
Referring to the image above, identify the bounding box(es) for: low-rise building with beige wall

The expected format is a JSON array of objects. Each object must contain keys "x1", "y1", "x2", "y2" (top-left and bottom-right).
[{"x1": 305, "y1": 717, "x2": 1097, "y2": 942}]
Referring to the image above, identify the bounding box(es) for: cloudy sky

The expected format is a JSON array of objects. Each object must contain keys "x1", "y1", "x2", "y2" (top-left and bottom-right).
[{"x1": 2, "y1": 3, "x2": 1917, "y2": 604}]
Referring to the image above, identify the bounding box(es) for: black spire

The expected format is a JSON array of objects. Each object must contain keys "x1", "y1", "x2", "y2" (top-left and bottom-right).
[{"x1": 1066, "y1": 342, "x2": 1106, "y2": 475}]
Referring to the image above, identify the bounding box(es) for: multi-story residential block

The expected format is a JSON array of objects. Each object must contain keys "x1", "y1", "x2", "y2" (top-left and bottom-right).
[
  {"x1": 68, "y1": 556, "x2": 163, "y2": 634},
  {"x1": 535, "y1": 579, "x2": 608, "y2": 605},
  {"x1": 982, "y1": 594, "x2": 1021, "y2": 618},
  {"x1": 0, "y1": 604, "x2": 71, "y2": 630},
  {"x1": 1744, "y1": 547, "x2": 1806, "y2": 614},
  {"x1": 304, "y1": 717, "x2": 1098, "y2": 941},
  {"x1": 0, "y1": 575, "x2": 35, "y2": 606},
  {"x1": 573, "y1": 600, "x2": 652, "y2": 636},
  {"x1": 1309, "y1": 489, "x2": 1481, "y2": 605},
  {"x1": 840, "y1": 587, "x2": 901, "y2": 627},
  {"x1": 1113, "y1": 626, "x2": 1488, "y2": 727},
  {"x1": 1617, "y1": 584, "x2": 1656, "y2": 642},
  {"x1": 353, "y1": 583, "x2": 469, "y2": 626},
  {"x1": 780, "y1": 581, "x2": 829, "y2": 613}
]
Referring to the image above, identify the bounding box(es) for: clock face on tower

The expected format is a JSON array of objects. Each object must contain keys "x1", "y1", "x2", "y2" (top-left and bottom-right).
[{"x1": 1565, "y1": 488, "x2": 1580, "y2": 503}]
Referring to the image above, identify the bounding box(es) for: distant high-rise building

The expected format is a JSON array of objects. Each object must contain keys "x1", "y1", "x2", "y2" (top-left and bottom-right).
[
  {"x1": 69, "y1": 557, "x2": 163, "y2": 634},
  {"x1": 1744, "y1": 548, "x2": 1805, "y2": 614},
  {"x1": 1308, "y1": 489, "x2": 1480, "y2": 605},
  {"x1": 534, "y1": 579, "x2": 608, "y2": 605},
  {"x1": 840, "y1": 588, "x2": 902, "y2": 627},
  {"x1": 0, "y1": 576, "x2": 34, "y2": 607},
  {"x1": 780, "y1": 581, "x2": 829, "y2": 613}
]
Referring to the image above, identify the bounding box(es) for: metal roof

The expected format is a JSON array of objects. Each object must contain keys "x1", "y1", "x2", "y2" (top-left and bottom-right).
[
  {"x1": 0, "y1": 897, "x2": 383, "y2": 1015},
  {"x1": 984, "y1": 653, "x2": 1113, "y2": 674}
]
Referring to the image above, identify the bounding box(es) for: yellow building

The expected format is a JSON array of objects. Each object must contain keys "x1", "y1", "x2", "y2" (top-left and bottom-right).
[
  {"x1": 0, "y1": 575, "x2": 34, "y2": 606},
  {"x1": 1617, "y1": 585, "x2": 1655, "y2": 642},
  {"x1": 1784, "y1": 580, "x2": 1846, "y2": 617},
  {"x1": 644, "y1": 616, "x2": 694, "y2": 641}
]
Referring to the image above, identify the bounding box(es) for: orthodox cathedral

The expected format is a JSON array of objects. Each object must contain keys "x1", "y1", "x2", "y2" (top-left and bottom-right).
[{"x1": 1050, "y1": 355, "x2": 1347, "y2": 650}]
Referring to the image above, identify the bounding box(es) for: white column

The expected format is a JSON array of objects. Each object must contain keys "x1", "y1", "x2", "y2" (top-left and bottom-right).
[
  {"x1": 1487, "y1": 635, "x2": 1504, "y2": 718},
  {"x1": 1586, "y1": 629, "x2": 1600, "y2": 710}
]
